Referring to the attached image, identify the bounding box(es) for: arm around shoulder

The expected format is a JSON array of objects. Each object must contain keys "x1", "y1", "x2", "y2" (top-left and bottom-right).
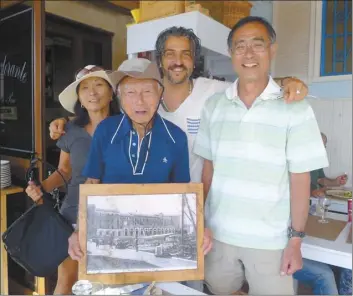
[{"x1": 49, "y1": 116, "x2": 75, "y2": 140}]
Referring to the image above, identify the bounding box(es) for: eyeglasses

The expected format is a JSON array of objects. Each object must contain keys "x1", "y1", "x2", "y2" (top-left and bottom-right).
[
  {"x1": 231, "y1": 40, "x2": 270, "y2": 55},
  {"x1": 75, "y1": 66, "x2": 104, "y2": 80}
]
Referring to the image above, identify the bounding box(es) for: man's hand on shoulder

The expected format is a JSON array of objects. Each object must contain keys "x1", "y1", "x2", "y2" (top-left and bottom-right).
[
  {"x1": 278, "y1": 77, "x2": 308, "y2": 103},
  {"x1": 49, "y1": 117, "x2": 68, "y2": 140}
]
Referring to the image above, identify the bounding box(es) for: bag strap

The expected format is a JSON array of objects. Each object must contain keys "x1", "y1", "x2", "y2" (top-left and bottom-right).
[
  {"x1": 25, "y1": 154, "x2": 68, "y2": 206},
  {"x1": 26, "y1": 167, "x2": 51, "y2": 205}
]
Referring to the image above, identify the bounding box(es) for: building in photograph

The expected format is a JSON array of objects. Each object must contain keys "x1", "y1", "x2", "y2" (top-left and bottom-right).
[
  {"x1": 87, "y1": 204, "x2": 183, "y2": 239},
  {"x1": 85, "y1": 194, "x2": 198, "y2": 274}
]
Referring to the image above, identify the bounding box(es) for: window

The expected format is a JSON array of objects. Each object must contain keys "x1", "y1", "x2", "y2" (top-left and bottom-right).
[{"x1": 321, "y1": 0, "x2": 352, "y2": 76}]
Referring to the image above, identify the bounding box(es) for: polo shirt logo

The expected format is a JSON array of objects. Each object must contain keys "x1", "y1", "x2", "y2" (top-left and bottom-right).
[
  {"x1": 162, "y1": 157, "x2": 168, "y2": 163},
  {"x1": 186, "y1": 118, "x2": 200, "y2": 135}
]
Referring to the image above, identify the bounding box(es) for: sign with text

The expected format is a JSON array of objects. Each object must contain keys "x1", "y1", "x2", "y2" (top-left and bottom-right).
[{"x1": 0, "y1": 5, "x2": 34, "y2": 156}]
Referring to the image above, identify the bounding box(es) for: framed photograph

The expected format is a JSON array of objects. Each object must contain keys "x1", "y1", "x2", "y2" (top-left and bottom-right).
[{"x1": 78, "y1": 183, "x2": 204, "y2": 285}]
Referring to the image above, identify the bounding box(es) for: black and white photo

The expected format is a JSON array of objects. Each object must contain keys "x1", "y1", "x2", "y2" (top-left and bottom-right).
[{"x1": 85, "y1": 193, "x2": 197, "y2": 274}]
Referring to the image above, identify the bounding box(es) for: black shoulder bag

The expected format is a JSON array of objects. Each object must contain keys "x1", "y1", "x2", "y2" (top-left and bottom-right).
[{"x1": 1, "y1": 157, "x2": 74, "y2": 277}]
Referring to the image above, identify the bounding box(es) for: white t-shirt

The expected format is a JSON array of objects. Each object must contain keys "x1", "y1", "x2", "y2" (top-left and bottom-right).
[{"x1": 158, "y1": 77, "x2": 231, "y2": 182}]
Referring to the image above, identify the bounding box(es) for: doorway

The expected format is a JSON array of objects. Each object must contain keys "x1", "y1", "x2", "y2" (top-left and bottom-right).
[{"x1": 44, "y1": 13, "x2": 113, "y2": 168}]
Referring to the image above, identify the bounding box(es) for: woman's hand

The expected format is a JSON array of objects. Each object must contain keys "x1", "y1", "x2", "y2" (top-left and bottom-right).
[{"x1": 25, "y1": 181, "x2": 43, "y2": 202}]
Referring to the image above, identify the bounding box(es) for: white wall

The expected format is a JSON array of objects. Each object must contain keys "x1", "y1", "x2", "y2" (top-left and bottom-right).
[
  {"x1": 309, "y1": 98, "x2": 352, "y2": 187},
  {"x1": 272, "y1": 1, "x2": 312, "y2": 82},
  {"x1": 273, "y1": 1, "x2": 352, "y2": 187},
  {"x1": 272, "y1": 1, "x2": 352, "y2": 99}
]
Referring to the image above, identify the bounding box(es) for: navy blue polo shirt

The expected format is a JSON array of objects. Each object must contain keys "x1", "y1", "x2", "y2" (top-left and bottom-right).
[{"x1": 82, "y1": 114, "x2": 190, "y2": 183}]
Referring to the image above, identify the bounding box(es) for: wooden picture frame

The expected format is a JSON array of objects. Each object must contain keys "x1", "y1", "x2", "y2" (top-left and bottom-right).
[{"x1": 78, "y1": 183, "x2": 204, "y2": 285}]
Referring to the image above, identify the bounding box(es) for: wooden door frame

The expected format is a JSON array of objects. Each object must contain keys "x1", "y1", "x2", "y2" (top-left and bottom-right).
[
  {"x1": 33, "y1": 0, "x2": 46, "y2": 294},
  {"x1": 0, "y1": 0, "x2": 46, "y2": 295},
  {"x1": 33, "y1": 0, "x2": 45, "y2": 182}
]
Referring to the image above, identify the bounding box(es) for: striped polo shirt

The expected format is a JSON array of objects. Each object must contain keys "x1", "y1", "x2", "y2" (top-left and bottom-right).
[{"x1": 193, "y1": 76, "x2": 329, "y2": 250}]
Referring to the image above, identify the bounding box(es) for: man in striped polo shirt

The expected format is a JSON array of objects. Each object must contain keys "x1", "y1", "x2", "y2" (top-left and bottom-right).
[{"x1": 193, "y1": 16, "x2": 329, "y2": 295}]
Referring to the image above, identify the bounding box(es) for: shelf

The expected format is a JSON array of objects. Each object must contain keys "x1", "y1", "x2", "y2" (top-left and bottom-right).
[
  {"x1": 0, "y1": 186, "x2": 23, "y2": 198},
  {"x1": 127, "y1": 11, "x2": 231, "y2": 57}
]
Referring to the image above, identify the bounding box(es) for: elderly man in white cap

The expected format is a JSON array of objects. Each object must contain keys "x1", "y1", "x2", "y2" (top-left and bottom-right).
[
  {"x1": 80, "y1": 58, "x2": 190, "y2": 185},
  {"x1": 67, "y1": 58, "x2": 213, "y2": 261}
]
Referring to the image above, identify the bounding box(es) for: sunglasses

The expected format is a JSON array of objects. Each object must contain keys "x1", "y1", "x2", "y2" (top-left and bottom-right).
[{"x1": 75, "y1": 66, "x2": 105, "y2": 80}]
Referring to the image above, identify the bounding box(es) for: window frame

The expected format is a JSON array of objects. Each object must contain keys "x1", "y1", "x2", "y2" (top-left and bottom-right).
[{"x1": 308, "y1": 1, "x2": 352, "y2": 83}]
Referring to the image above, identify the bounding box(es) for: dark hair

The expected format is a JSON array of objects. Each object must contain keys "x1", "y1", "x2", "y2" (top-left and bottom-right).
[
  {"x1": 227, "y1": 16, "x2": 276, "y2": 50},
  {"x1": 73, "y1": 82, "x2": 121, "y2": 127},
  {"x1": 155, "y1": 26, "x2": 204, "y2": 78}
]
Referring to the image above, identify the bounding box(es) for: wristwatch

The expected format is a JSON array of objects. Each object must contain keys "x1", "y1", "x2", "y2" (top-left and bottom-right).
[{"x1": 287, "y1": 227, "x2": 306, "y2": 239}]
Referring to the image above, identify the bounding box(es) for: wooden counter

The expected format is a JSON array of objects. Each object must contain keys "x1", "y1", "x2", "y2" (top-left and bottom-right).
[{"x1": 1, "y1": 186, "x2": 24, "y2": 295}]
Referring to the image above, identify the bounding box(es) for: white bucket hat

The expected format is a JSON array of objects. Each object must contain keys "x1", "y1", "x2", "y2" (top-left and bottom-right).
[
  {"x1": 109, "y1": 58, "x2": 162, "y2": 87},
  {"x1": 58, "y1": 65, "x2": 114, "y2": 114}
]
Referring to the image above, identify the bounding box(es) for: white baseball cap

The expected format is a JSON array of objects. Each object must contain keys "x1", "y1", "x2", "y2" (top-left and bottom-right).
[{"x1": 109, "y1": 58, "x2": 162, "y2": 87}]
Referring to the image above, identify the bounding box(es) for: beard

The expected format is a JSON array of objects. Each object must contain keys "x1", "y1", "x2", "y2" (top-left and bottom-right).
[{"x1": 162, "y1": 65, "x2": 192, "y2": 85}]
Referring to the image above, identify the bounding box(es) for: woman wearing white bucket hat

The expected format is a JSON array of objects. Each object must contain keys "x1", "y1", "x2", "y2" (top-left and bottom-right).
[{"x1": 25, "y1": 65, "x2": 120, "y2": 294}]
